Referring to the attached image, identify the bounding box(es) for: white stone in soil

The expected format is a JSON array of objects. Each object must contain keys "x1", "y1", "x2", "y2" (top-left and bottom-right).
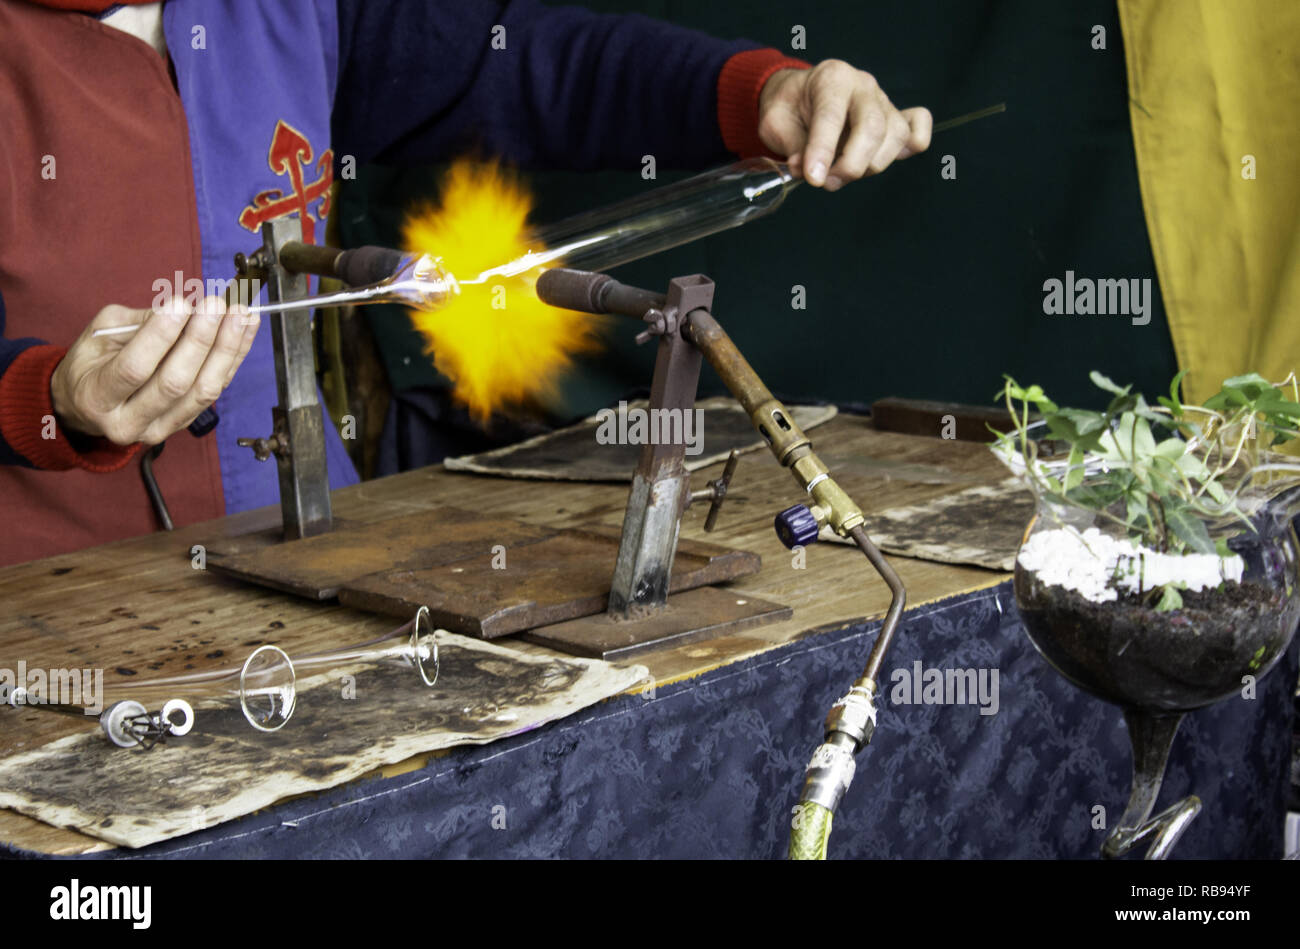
[{"x1": 1017, "y1": 526, "x2": 1244, "y2": 604}]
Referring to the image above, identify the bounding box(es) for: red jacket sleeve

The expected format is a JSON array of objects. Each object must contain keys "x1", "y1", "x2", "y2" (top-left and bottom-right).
[
  {"x1": 0, "y1": 343, "x2": 140, "y2": 472},
  {"x1": 716, "y1": 48, "x2": 812, "y2": 160}
]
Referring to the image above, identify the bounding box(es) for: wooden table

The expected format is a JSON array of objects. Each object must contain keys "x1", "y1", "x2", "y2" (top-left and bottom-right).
[{"x1": 0, "y1": 415, "x2": 1009, "y2": 854}]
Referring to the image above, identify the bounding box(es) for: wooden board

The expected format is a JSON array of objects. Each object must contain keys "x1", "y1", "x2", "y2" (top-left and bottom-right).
[
  {"x1": 205, "y1": 506, "x2": 557, "y2": 599},
  {"x1": 339, "y1": 527, "x2": 760, "y2": 636},
  {"x1": 0, "y1": 415, "x2": 1012, "y2": 855},
  {"x1": 818, "y1": 477, "x2": 1033, "y2": 571},
  {"x1": 205, "y1": 508, "x2": 761, "y2": 637}
]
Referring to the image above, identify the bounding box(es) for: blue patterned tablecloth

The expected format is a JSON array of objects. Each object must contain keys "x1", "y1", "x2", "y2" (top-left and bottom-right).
[{"x1": 7, "y1": 581, "x2": 1296, "y2": 859}]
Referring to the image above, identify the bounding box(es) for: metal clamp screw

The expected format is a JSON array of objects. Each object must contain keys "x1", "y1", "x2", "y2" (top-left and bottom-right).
[{"x1": 689, "y1": 450, "x2": 740, "y2": 531}]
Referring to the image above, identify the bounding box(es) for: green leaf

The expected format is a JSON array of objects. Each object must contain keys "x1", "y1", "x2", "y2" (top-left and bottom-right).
[
  {"x1": 1124, "y1": 491, "x2": 1149, "y2": 529},
  {"x1": 1204, "y1": 386, "x2": 1250, "y2": 411},
  {"x1": 1063, "y1": 444, "x2": 1086, "y2": 491},
  {"x1": 1103, "y1": 392, "x2": 1139, "y2": 418},
  {"x1": 1090, "y1": 371, "x2": 1130, "y2": 396},
  {"x1": 1153, "y1": 437, "x2": 1187, "y2": 462},
  {"x1": 1167, "y1": 369, "x2": 1187, "y2": 415},
  {"x1": 1249, "y1": 644, "x2": 1267, "y2": 671},
  {"x1": 1203, "y1": 480, "x2": 1228, "y2": 505},
  {"x1": 1164, "y1": 504, "x2": 1216, "y2": 554},
  {"x1": 1220, "y1": 372, "x2": 1273, "y2": 392},
  {"x1": 1154, "y1": 584, "x2": 1183, "y2": 612}
]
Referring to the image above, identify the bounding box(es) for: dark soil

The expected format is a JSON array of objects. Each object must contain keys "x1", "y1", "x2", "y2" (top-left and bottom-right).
[{"x1": 1015, "y1": 566, "x2": 1298, "y2": 711}]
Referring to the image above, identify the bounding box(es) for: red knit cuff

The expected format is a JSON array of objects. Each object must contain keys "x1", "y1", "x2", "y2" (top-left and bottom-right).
[
  {"x1": 717, "y1": 48, "x2": 812, "y2": 159},
  {"x1": 0, "y1": 344, "x2": 141, "y2": 472}
]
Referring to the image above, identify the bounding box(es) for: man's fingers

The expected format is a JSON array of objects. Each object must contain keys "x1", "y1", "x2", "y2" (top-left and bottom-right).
[
  {"x1": 144, "y1": 309, "x2": 255, "y2": 444},
  {"x1": 866, "y1": 109, "x2": 913, "y2": 175},
  {"x1": 826, "y1": 93, "x2": 884, "y2": 189},
  {"x1": 757, "y1": 98, "x2": 808, "y2": 165},
  {"x1": 223, "y1": 309, "x2": 260, "y2": 388},
  {"x1": 801, "y1": 69, "x2": 855, "y2": 186},
  {"x1": 896, "y1": 106, "x2": 933, "y2": 159},
  {"x1": 121, "y1": 295, "x2": 230, "y2": 430},
  {"x1": 94, "y1": 300, "x2": 190, "y2": 408}
]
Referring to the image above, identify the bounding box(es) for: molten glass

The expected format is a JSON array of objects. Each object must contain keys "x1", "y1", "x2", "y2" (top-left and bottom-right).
[{"x1": 402, "y1": 160, "x2": 608, "y2": 424}]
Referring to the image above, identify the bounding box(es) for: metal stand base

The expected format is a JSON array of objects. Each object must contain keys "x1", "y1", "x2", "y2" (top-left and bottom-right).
[{"x1": 521, "y1": 586, "x2": 791, "y2": 661}]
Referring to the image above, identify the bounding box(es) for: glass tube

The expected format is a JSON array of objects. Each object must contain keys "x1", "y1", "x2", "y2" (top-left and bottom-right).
[
  {"x1": 464, "y1": 157, "x2": 800, "y2": 285},
  {"x1": 90, "y1": 157, "x2": 800, "y2": 339}
]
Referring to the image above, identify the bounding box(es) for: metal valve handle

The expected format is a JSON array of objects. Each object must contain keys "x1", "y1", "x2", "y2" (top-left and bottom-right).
[{"x1": 689, "y1": 449, "x2": 740, "y2": 531}]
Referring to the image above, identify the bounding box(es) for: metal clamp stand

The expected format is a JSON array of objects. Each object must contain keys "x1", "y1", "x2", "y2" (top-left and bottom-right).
[
  {"x1": 524, "y1": 270, "x2": 803, "y2": 657},
  {"x1": 235, "y1": 219, "x2": 332, "y2": 540},
  {"x1": 608, "y1": 275, "x2": 713, "y2": 616}
]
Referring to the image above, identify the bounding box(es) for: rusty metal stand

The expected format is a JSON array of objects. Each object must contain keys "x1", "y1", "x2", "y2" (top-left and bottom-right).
[
  {"x1": 522, "y1": 272, "x2": 791, "y2": 658},
  {"x1": 235, "y1": 219, "x2": 332, "y2": 539}
]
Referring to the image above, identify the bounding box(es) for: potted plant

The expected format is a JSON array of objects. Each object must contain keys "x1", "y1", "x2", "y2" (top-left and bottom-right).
[{"x1": 992, "y1": 370, "x2": 1300, "y2": 858}]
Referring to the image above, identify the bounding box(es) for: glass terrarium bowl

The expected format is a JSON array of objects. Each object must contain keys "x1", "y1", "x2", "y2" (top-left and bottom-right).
[
  {"x1": 1012, "y1": 484, "x2": 1300, "y2": 858},
  {"x1": 1015, "y1": 492, "x2": 1300, "y2": 712}
]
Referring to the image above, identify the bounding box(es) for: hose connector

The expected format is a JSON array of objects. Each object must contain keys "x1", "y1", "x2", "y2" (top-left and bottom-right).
[
  {"x1": 799, "y1": 734, "x2": 858, "y2": 813},
  {"x1": 798, "y1": 680, "x2": 878, "y2": 813},
  {"x1": 825, "y1": 678, "x2": 878, "y2": 751}
]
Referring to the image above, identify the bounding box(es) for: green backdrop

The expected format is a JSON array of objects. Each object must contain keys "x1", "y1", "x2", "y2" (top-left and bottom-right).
[{"x1": 338, "y1": 0, "x2": 1177, "y2": 426}]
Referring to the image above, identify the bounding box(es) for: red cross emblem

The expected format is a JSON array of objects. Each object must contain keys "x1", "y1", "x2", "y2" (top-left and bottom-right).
[{"x1": 238, "y1": 120, "x2": 334, "y2": 244}]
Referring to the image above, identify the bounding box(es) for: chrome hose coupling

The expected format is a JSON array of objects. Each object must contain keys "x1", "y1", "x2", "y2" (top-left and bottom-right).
[{"x1": 799, "y1": 679, "x2": 878, "y2": 813}]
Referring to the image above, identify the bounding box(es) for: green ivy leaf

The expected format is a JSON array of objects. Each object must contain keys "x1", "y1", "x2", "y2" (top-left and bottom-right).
[
  {"x1": 1153, "y1": 437, "x2": 1187, "y2": 462},
  {"x1": 1154, "y1": 584, "x2": 1183, "y2": 612},
  {"x1": 1164, "y1": 503, "x2": 1216, "y2": 554},
  {"x1": 1248, "y1": 644, "x2": 1267, "y2": 671},
  {"x1": 1063, "y1": 444, "x2": 1086, "y2": 491},
  {"x1": 1166, "y1": 369, "x2": 1187, "y2": 417},
  {"x1": 1090, "y1": 371, "x2": 1129, "y2": 396}
]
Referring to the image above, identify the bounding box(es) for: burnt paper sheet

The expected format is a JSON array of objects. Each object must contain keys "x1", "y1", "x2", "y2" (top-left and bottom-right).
[{"x1": 0, "y1": 634, "x2": 647, "y2": 849}]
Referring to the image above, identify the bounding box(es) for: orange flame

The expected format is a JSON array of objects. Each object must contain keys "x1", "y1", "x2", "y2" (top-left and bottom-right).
[{"x1": 401, "y1": 159, "x2": 607, "y2": 424}]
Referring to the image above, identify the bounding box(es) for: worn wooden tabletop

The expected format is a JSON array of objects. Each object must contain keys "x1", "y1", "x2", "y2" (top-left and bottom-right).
[{"x1": 0, "y1": 414, "x2": 1010, "y2": 854}]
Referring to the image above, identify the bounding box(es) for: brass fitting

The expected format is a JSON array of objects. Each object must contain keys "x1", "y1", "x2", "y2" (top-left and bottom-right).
[{"x1": 687, "y1": 310, "x2": 866, "y2": 538}]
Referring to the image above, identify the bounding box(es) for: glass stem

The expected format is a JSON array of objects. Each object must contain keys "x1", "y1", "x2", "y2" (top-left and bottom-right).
[{"x1": 1102, "y1": 709, "x2": 1202, "y2": 860}]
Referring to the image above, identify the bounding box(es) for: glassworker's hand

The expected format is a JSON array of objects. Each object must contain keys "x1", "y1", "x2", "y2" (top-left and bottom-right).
[
  {"x1": 757, "y1": 60, "x2": 932, "y2": 191},
  {"x1": 50, "y1": 296, "x2": 258, "y2": 446}
]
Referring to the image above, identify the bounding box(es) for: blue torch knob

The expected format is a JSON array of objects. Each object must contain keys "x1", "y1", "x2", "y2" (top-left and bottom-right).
[{"x1": 774, "y1": 505, "x2": 820, "y2": 549}]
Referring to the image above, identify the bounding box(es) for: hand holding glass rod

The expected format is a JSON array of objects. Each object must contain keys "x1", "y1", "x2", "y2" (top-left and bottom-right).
[
  {"x1": 92, "y1": 252, "x2": 455, "y2": 337},
  {"x1": 93, "y1": 101, "x2": 1005, "y2": 340}
]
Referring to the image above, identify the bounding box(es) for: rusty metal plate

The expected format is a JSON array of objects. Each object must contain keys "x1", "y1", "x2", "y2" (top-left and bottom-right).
[
  {"x1": 338, "y1": 526, "x2": 759, "y2": 638},
  {"x1": 205, "y1": 506, "x2": 555, "y2": 599},
  {"x1": 520, "y1": 586, "x2": 792, "y2": 660},
  {"x1": 201, "y1": 506, "x2": 762, "y2": 640}
]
